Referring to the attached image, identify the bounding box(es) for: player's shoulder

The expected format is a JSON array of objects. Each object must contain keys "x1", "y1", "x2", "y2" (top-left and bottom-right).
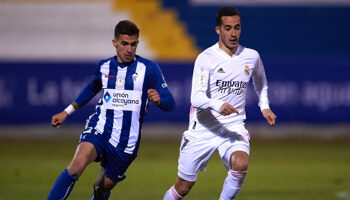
[
  {"x1": 136, "y1": 55, "x2": 159, "y2": 69},
  {"x1": 239, "y1": 45, "x2": 260, "y2": 59},
  {"x1": 96, "y1": 56, "x2": 113, "y2": 67},
  {"x1": 195, "y1": 43, "x2": 218, "y2": 63}
]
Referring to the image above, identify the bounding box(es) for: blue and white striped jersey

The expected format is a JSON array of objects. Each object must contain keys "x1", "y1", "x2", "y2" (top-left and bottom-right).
[{"x1": 74, "y1": 56, "x2": 175, "y2": 155}]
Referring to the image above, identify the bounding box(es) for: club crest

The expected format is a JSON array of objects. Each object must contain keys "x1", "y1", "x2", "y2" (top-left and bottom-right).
[
  {"x1": 116, "y1": 77, "x2": 125, "y2": 88},
  {"x1": 244, "y1": 65, "x2": 250, "y2": 76},
  {"x1": 132, "y1": 72, "x2": 138, "y2": 81}
]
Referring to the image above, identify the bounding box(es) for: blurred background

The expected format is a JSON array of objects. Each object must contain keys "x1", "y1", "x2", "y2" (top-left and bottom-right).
[{"x1": 0, "y1": 0, "x2": 350, "y2": 199}]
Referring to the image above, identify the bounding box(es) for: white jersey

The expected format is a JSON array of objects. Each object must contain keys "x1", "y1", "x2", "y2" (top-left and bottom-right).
[{"x1": 189, "y1": 43, "x2": 270, "y2": 131}]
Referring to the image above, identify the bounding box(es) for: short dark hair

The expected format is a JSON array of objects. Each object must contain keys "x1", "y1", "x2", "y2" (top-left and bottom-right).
[
  {"x1": 216, "y1": 7, "x2": 241, "y2": 27},
  {"x1": 114, "y1": 20, "x2": 139, "y2": 38}
]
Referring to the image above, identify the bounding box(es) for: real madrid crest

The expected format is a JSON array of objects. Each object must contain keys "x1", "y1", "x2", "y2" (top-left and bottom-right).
[
  {"x1": 116, "y1": 77, "x2": 125, "y2": 88},
  {"x1": 244, "y1": 65, "x2": 250, "y2": 76}
]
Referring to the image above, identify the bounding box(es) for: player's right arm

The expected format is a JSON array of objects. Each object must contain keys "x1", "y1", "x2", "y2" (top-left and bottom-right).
[
  {"x1": 51, "y1": 63, "x2": 103, "y2": 128},
  {"x1": 190, "y1": 54, "x2": 238, "y2": 116}
]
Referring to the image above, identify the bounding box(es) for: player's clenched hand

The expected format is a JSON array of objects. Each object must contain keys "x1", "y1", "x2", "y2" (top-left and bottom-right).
[
  {"x1": 147, "y1": 89, "x2": 161, "y2": 106},
  {"x1": 51, "y1": 111, "x2": 69, "y2": 128},
  {"x1": 262, "y1": 109, "x2": 277, "y2": 126},
  {"x1": 219, "y1": 103, "x2": 239, "y2": 116}
]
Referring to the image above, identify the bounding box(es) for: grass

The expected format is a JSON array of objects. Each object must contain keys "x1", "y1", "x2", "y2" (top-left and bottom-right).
[{"x1": 0, "y1": 138, "x2": 349, "y2": 200}]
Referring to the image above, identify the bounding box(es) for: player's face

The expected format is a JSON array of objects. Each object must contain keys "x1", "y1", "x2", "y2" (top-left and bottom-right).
[
  {"x1": 113, "y1": 34, "x2": 139, "y2": 63},
  {"x1": 216, "y1": 15, "x2": 241, "y2": 54}
]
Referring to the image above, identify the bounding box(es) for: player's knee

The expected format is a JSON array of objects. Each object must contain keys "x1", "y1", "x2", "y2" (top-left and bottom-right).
[
  {"x1": 93, "y1": 183, "x2": 111, "y2": 200},
  {"x1": 230, "y1": 152, "x2": 248, "y2": 171},
  {"x1": 67, "y1": 163, "x2": 84, "y2": 178},
  {"x1": 232, "y1": 161, "x2": 248, "y2": 172},
  {"x1": 93, "y1": 183, "x2": 105, "y2": 194}
]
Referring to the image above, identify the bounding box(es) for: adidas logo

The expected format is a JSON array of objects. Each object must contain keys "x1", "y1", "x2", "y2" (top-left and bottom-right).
[{"x1": 217, "y1": 68, "x2": 225, "y2": 73}]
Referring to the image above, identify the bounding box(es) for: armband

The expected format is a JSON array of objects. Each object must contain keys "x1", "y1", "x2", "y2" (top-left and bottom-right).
[{"x1": 64, "y1": 104, "x2": 76, "y2": 115}]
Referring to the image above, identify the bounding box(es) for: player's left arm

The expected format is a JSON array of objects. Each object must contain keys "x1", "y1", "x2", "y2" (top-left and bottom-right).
[
  {"x1": 262, "y1": 108, "x2": 277, "y2": 126},
  {"x1": 148, "y1": 63, "x2": 176, "y2": 111},
  {"x1": 252, "y1": 53, "x2": 277, "y2": 125}
]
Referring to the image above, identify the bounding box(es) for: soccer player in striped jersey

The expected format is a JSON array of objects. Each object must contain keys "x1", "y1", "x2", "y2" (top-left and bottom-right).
[
  {"x1": 47, "y1": 20, "x2": 175, "y2": 200},
  {"x1": 163, "y1": 7, "x2": 276, "y2": 200}
]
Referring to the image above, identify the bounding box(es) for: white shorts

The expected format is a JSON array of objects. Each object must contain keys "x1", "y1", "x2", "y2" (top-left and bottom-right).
[{"x1": 177, "y1": 124, "x2": 250, "y2": 182}]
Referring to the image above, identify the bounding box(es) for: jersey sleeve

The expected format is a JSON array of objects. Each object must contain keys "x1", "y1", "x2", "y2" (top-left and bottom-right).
[
  {"x1": 149, "y1": 63, "x2": 175, "y2": 111},
  {"x1": 74, "y1": 62, "x2": 103, "y2": 107},
  {"x1": 252, "y1": 53, "x2": 270, "y2": 112},
  {"x1": 190, "y1": 54, "x2": 225, "y2": 112}
]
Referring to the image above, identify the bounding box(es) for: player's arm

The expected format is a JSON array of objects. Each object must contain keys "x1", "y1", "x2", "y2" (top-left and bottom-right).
[
  {"x1": 51, "y1": 65, "x2": 102, "y2": 128},
  {"x1": 148, "y1": 63, "x2": 175, "y2": 112},
  {"x1": 191, "y1": 54, "x2": 238, "y2": 116},
  {"x1": 252, "y1": 54, "x2": 276, "y2": 125}
]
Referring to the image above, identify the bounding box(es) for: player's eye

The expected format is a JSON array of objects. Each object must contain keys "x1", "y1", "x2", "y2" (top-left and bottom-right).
[
  {"x1": 130, "y1": 42, "x2": 138, "y2": 46},
  {"x1": 224, "y1": 26, "x2": 231, "y2": 31},
  {"x1": 121, "y1": 41, "x2": 129, "y2": 46}
]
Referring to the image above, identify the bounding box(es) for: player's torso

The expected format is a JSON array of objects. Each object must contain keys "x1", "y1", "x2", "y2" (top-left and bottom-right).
[
  {"x1": 207, "y1": 45, "x2": 257, "y2": 112},
  {"x1": 191, "y1": 45, "x2": 258, "y2": 131},
  {"x1": 90, "y1": 57, "x2": 151, "y2": 154},
  {"x1": 99, "y1": 59, "x2": 148, "y2": 114}
]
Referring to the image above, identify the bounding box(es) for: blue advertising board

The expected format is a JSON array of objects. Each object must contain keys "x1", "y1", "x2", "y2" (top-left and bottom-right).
[{"x1": 1, "y1": 58, "x2": 349, "y2": 124}]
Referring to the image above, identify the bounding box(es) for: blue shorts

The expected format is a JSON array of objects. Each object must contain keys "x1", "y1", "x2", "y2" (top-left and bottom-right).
[{"x1": 79, "y1": 129, "x2": 137, "y2": 183}]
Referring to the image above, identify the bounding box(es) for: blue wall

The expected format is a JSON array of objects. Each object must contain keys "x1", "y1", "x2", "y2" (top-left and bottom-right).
[
  {"x1": 1, "y1": 58, "x2": 349, "y2": 125},
  {"x1": 162, "y1": 1, "x2": 350, "y2": 60}
]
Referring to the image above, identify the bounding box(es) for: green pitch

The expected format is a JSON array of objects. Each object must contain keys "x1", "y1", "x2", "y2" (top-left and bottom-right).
[{"x1": 0, "y1": 138, "x2": 349, "y2": 200}]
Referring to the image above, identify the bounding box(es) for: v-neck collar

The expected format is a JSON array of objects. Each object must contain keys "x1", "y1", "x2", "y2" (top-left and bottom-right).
[
  {"x1": 215, "y1": 43, "x2": 242, "y2": 58},
  {"x1": 113, "y1": 56, "x2": 137, "y2": 68}
]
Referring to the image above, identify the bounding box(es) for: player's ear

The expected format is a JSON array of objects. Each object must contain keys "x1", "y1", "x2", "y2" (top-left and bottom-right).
[
  {"x1": 112, "y1": 38, "x2": 118, "y2": 48},
  {"x1": 215, "y1": 26, "x2": 220, "y2": 35}
]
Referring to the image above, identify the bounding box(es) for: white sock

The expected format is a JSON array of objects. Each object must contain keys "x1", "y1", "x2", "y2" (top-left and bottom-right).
[
  {"x1": 219, "y1": 170, "x2": 247, "y2": 200},
  {"x1": 163, "y1": 185, "x2": 184, "y2": 200}
]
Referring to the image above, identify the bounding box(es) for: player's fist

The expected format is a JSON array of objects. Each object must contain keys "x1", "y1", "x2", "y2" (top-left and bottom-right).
[
  {"x1": 219, "y1": 103, "x2": 239, "y2": 116},
  {"x1": 147, "y1": 89, "x2": 161, "y2": 106},
  {"x1": 51, "y1": 111, "x2": 69, "y2": 128},
  {"x1": 262, "y1": 109, "x2": 277, "y2": 126}
]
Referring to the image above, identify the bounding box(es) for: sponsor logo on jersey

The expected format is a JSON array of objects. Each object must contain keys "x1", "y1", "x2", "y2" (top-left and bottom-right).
[
  {"x1": 103, "y1": 89, "x2": 142, "y2": 111},
  {"x1": 217, "y1": 68, "x2": 225, "y2": 73},
  {"x1": 105, "y1": 75, "x2": 116, "y2": 78},
  {"x1": 216, "y1": 80, "x2": 248, "y2": 95},
  {"x1": 104, "y1": 92, "x2": 112, "y2": 103},
  {"x1": 244, "y1": 65, "x2": 250, "y2": 76},
  {"x1": 116, "y1": 77, "x2": 125, "y2": 88}
]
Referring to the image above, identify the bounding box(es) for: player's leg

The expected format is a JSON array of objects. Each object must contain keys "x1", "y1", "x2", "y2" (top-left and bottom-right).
[
  {"x1": 219, "y1": 151, "x2": 248, "y2": 200},
  {"x1": 164, "y1": 130, "x2": 215, "y2": 200},
  {"x1": 218, "y1": 125, "x2": 250, "y2": 200},
  {"x1": 91, "y1": 167, "x2": 117, "y2": 200},
  {"x1": 163, "y1": 176, "x2": 195, "y2": 200},
  {"x1": 90, "y1": 138, "x2": 136, "y2": 200},
  {"x1": 47, "y1": 142, "x2": 98, "y2": 200}
]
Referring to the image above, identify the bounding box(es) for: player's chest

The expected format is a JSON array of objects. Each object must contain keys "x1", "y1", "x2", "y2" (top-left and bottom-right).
[
  {"x1": 210, "y1": 59, "x2": 254, "y2": 82},
  {"x1": 100, "y1": 65, "x2": 146, "y2": 90}
]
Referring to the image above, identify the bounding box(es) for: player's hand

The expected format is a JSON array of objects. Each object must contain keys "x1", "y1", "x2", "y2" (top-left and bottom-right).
[
  {"x1": 147, "y1": 89, "x2": 161, "y2": 106},
  {"x1": 219, "y1": 103, "x2": 239, "y2": 116},
  {"x1": 262, "y1": 109, "x2": 277, "y2": 126},
  {"x1": 51, "y1": 111, "x2": 69, "y2": 128}
]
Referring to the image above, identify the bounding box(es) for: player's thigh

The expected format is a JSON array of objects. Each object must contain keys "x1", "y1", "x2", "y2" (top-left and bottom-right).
[
  {"x1": 68, "y1": 142, "x2": 98, "y2": 171},
  {"x1": 178, "y1": 130, "x2": 216, "y2": 180},
  {"x1": 218, "y1": 127, "x2": 250, "y2": 171}
]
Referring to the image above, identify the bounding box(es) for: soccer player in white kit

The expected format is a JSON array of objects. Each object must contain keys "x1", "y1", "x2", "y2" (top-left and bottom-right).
[{"x1": 163, "y1": 7, "x2": 276, "y2": 200}]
